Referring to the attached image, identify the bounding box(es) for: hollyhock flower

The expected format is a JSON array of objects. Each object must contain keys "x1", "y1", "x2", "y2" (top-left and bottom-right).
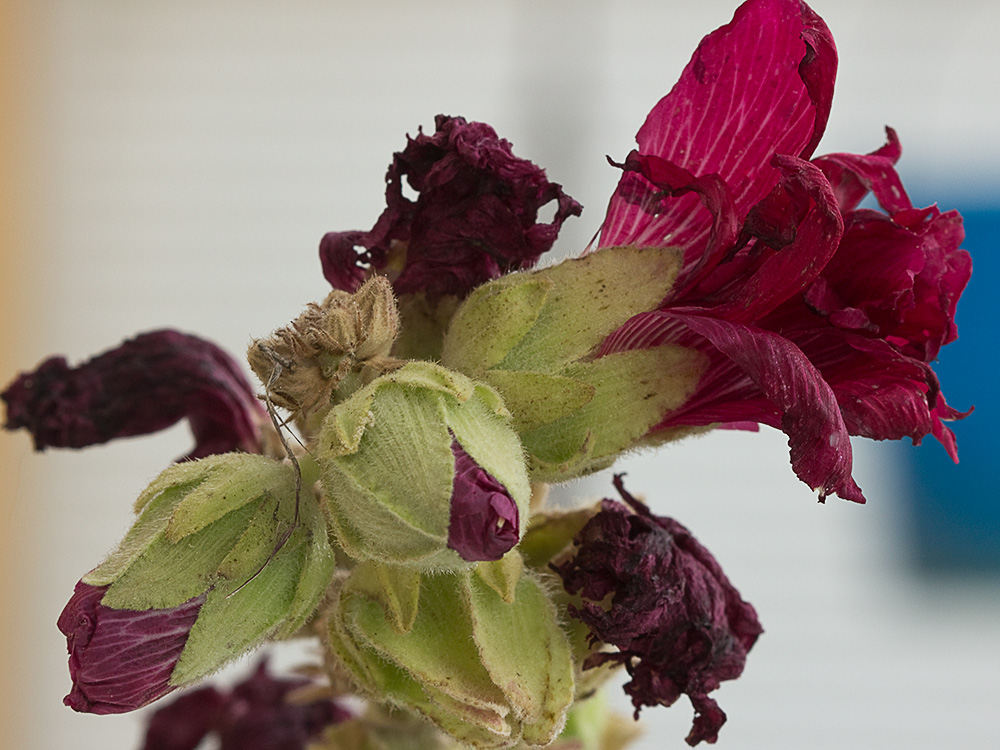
[
  {"x1": 552, "y1": 476, "x2": 762, "y2": 747},
  {"x1": 2, "y1": 329, "x2": 265, "y2": 460},
  {"x1": 319, "y1": 114, "x2": 581, "y2": 300},
  {"x1": 595, "y1": 0, "x2": 970, "y2": 501},
  {"x1": 57, "y1": 581, "x2": 205, "y2": 714},
  {"x1": 141, "y1": 660, "x2": 352, "y2": 750},
  {"x1": 448, "y1": 439, "x2": 520, "y2": 561}
]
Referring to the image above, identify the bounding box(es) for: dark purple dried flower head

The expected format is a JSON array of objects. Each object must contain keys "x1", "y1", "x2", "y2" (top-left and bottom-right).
[
  {"x1": 447, "y1": 440, "x2": 520, "y2": 562},
  {"x1": 320, "y1": 114, "x2": 582, "y2": 299},
  {"x1": 1, "y1": 329, "x2": 264, "y2": 460},
  {"x1": 141, "y1": 660, "x2": 352, "y2": 750},
  {"x1": 57, "y1": 581, "x2": 204, "y2": 714},
  {"x1": 552, "y1": 476, "x2": 762, "y2": 746}
]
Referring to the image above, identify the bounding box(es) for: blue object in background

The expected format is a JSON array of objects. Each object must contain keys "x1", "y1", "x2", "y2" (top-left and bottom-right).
[{"x1": 897, "y1": 206, "x2": 996, "y2": 573}]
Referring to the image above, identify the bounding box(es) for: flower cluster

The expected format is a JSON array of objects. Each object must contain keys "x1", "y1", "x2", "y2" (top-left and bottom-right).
[{"x1": 1, "y1": 1, "x2": 969, "y2": 748}]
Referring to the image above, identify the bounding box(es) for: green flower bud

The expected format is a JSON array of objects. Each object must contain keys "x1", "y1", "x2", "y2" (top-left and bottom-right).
[
  {"x1": 317, "y1": 361, "x2": 531, "y2": 570},
  {"x1": 81, "y1": 452, "x2": 335, "y2": 689},
  {"x1": 328, "y1": 564, "x2": 574, "y2": 749},
  {"x1": 440, "y1": 246, "x2": 707, "y2": 481}
]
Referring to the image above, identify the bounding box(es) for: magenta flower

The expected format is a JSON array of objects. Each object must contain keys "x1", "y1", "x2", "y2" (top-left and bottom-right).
[
  {"x1": 320, "y1": 114, "x2": 581, "y2": 299},
  {"x1": 595, "y1": 0, "x2": 970, "y2": 501},
  {"x1": 447, "y1": 439, "x2": 520, "y2": 561},
  {"x1": 57, "y1": 581, "x2": 204, "y2": 714},
  {"x1": 140, "y1": 660, "x2": 352, "y2": 750},
  {"x1": 2, "y1": 329, "x2": 265, "y2": 460},
  {"x1": 552, "y1": 476, "x2": 762, "y2": 746}
]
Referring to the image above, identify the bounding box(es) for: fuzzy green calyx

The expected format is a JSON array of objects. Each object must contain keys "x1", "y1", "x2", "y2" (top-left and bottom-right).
[
  {"x1": 317, "y1": 361, "x2": 531, "y2": 570},
  {"x1": 441, "y1": 246, "x2": 707, "y2": 480},
  {"x1": 83, "y1": 452, "x2": 334, "y2": 686},
  {"x1": 328, "y1": 565, "x2": 574, "y2": 749}
]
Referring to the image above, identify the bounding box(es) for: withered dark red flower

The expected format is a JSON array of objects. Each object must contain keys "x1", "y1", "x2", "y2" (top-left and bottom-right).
[
  {"x1": 447, "y1": 439, "x2": 520, "y2": 561},
  {"x1": 141, "y1": 660, "x2": 352, "y2": 750},
  {"x1": 320, "y1": 114, "x2": 581, "y2": 299},
  {"x1": 552, "y1": 476, "x2": 762, "y2": 747},
  {"x1": 1, "y1": 329, "x2": 265, "y2": 460},
  {"x1": 57, "y1": 581, "x2": 204, "y2": 715},
  {"x1": 595, "y1": 0, "x2": 970, "y2": 501}
]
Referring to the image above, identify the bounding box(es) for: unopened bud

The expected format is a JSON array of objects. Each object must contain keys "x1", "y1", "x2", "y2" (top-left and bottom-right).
[
  {"x1": 59, "y1": 453, "x2": 335, "y2": 712},
  {"x1": 318, "y1": 362, "x2": 531, "y2": 570},
  {"x1": 328, "y1": 565, "x2": 574, "y2": 749}
]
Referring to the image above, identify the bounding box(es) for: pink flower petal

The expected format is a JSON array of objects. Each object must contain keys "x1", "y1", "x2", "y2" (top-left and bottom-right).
[
  {"x1": 813, "y1": 127, "x2": 910, "y2": 213},
  {"x1": 600, "y1": 0, "x2": 836, "y2": 253}
]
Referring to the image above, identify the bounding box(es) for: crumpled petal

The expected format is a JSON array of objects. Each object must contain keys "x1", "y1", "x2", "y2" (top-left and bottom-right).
[
  {"x1": 141, "y1": 660, "x2": 352, "y2": 750},
  {"x1": 447, "y1": 439, "x2": 520, "y2": 561},
  {"x1": 600, "y1": 0, "x2": 836, "y2": 252},
  {"x1": 800, "y1": 204, "x2": 970, "y2": 363},
  {"x1": 1, "y1": 329, "x2": 265, "y2": 460},
  {"x1": 552, "y1": 476, "x2": 762, "y2": 746},
  {"x1": 57, "y1": 581, "x2": 204, "y2": 715},
  {"x1": 320, "y1": 114, "x2": 581, "y2": 299}
]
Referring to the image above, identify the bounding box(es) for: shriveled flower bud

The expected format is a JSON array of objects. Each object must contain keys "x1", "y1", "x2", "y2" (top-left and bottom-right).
[
  {"x1": 60, "y1": 452, "x2": 335, "y2": 713},
  {"x1": 1, "y1": 329, "x2": 265, "y2": 460},
  {"x1": 441, "y1": 246, "x2": 706, "y2": 481},
  {"x1": 327, "y1": 564, "x2": 574, "y2": 749},
  {"x1": 552, "y1": 476, "x2": 762, "y2": 747},
  {"x1": 247, "y1": 276, "x2": 401, "y2": 421},
  {"x1": 318, "y1": 361, "x2": 531, "y2": 570},
  {"x1": 139, "y1": 659, "x2": 352, "y2": 750}
]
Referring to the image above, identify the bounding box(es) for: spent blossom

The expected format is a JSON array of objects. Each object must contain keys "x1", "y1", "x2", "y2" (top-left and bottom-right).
[{"x1": 553, "y1": 476, "x2": 762, "y2": 746}]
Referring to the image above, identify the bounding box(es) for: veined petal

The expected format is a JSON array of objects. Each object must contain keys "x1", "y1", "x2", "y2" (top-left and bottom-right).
[
  {"x1": 704, "y1": 154, "x2": 843, "y2": 321},
  {"x1": 603, "y1": 310, "x2": 863, "y2": 502},
  {"x1": 678, "y1": 314, "x2": 863, "y2": 502},
  {"x1": 600, "y1": 153, "x2": 739, "y2": 299},
  {"x1": 1, "y1": 330, "x2": 265, "y2": 460},
  {"x1": 789, "y1": 330, "x2": 971, "y2": 461},
  {"x1": 600, "y1": 0, "x2": 836, "y2": 252},
  {"x1": 813, "y1": 127, "x2": 909, "y2": 213},
  {"x1": 57, "y1": 582, "x2": 204, "y2": 714}
]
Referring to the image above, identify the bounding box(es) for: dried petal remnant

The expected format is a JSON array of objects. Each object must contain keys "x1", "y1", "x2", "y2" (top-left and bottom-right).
[
  {"x1": 2, "y1": 329, "x2": 264, "y2": 460},
  {"x1": 320, "y1": 114, "x2": 582, "y2": 299},
  {"x1": 140, "y1": 660, "x2": 351, "y2": 750},
  {"x1": 553, "y1": 477, "x2": 761, "y2": 746}
]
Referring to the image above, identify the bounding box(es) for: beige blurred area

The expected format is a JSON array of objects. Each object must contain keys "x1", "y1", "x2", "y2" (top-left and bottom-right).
[
  {"x1": 2, "y1": 2, "x2": 999, "y2": 749},
  {"x1": 2, "y1": 3, "x2": 40, "y2": 749}
]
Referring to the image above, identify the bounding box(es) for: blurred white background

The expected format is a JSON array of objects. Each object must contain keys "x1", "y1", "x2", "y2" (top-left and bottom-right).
[{"x1": 2, "y1": 1, "x2": 998, "y2": 748}]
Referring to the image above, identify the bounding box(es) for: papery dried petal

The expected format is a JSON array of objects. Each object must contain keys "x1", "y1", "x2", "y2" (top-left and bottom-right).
[
  {"x1": 320, "y1": 115, "x2": 581, "y2": 299},
  {"x1": 2, "y1": 330, "x2": 264, "y2": 460},
  {"x1": 140, "y1": 661, "x2": 352, "y2": 750},
  {"x1": 552, "y1": 477, "x2": 761, "y2": 746}
]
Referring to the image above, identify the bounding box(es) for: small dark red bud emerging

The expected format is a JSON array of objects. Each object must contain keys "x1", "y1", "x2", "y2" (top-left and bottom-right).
[{"x1": 447, "y1": 440, "x2": 520, "y2": 561}]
